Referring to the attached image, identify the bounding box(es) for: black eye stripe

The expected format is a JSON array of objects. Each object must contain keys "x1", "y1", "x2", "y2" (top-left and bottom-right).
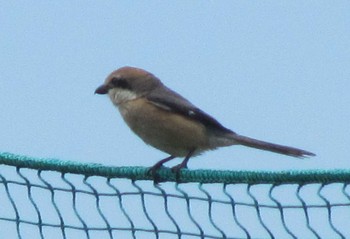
[{"x1": 111, "y1": 78, "x2": 131, "y2": 90}]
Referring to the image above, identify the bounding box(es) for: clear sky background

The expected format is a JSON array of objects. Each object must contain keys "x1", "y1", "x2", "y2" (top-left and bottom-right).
[
  {"x1": 1, "y1": 1, "x2": 349, "y2": 170},
  {"x1": 1, "y1": 2, "x2": 350, "y2": 238}
]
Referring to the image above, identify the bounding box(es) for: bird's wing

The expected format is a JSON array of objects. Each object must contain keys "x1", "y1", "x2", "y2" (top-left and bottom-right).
[{"x1": 146, "y1": 86, "x2": 234, "y2": 134}]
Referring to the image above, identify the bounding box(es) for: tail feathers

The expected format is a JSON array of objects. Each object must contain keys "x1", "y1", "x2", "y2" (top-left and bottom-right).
[{"x1": 232, "y1": 134, "x2": 315, "y2": 158}]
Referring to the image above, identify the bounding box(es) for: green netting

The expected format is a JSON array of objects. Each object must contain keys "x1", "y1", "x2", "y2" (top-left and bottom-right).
[{"x1": 0, "y1": 152, "x2": 349, "y2": 239}]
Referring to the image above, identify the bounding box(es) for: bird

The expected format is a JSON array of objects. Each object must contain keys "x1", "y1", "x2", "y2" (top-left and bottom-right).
[{"x1": 95, "y1": 66, "x2": 315, "y2": 176}]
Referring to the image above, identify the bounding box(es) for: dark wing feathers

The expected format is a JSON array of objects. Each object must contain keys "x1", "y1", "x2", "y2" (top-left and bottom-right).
[{"x1": 146, "y1": 86, "x2": 234, "y2": 134}]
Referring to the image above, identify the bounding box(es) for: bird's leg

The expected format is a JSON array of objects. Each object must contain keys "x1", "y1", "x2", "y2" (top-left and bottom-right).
[
  {"x1": 171, "y1": 149, "x2": 196, "y2": 182},
  {"x1": 148, "y1": 155, "x2": 176, "y2": 182}
]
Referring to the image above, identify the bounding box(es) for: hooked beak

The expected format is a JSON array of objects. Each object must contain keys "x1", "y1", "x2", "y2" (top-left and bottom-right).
[{"x1": 95, "y1": 84, "x2": 109, "y2": 95}]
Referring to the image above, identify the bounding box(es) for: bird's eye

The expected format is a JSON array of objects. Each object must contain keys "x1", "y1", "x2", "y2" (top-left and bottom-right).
[{"x1": 111, "y1": 77, "x2": 131, "y2": 89}]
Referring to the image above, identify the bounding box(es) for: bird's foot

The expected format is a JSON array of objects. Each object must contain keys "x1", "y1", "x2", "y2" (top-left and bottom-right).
[{"x1": 147, "y1": 155, "x2": 176, "y2": 184}]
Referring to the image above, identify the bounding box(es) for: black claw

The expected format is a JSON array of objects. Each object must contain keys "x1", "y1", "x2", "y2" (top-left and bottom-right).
[
  {"x1": 171, "y1": 164, "x2": 187, "y2": 183},
  {"x1": 147, "y1": 166, "x2": 162, "y2": 184}
]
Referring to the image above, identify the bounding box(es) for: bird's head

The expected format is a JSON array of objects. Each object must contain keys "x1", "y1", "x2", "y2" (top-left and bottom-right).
[{"x1": 95, "y1": 66, "x2": 161, "y2": 105}]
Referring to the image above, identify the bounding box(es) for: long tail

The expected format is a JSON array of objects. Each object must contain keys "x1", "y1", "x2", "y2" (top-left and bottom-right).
[{"x1": 232, "y1": 134, "x2": 315, "y2": 158}]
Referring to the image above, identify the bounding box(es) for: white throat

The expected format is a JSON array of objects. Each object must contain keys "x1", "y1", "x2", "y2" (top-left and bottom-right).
[{"x1": 109, "y1": 88, "x2": 137, "y2": 105}]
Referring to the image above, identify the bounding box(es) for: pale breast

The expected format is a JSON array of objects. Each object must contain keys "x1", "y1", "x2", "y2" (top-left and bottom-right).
[{"x1": 117, "y1": 98, "x2": 211, "y2": 157}]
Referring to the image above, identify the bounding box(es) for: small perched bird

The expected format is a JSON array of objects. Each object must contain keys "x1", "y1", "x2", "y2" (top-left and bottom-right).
[{"x1": 95, "y1": 66, "x2": 315, "y2": 175}]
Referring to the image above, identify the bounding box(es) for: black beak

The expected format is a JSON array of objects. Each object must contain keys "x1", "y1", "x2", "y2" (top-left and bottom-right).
[{"x1": 95, "y1": 84, "x2": 109, "y2": 95}]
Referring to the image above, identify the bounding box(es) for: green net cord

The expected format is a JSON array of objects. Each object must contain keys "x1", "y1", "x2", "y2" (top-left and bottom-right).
[{"x1": 0, "y1": 152, "x2": 349, "y2": 184}]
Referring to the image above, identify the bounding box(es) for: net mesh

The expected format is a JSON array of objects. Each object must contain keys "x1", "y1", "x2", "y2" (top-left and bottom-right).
[{"x1": 0, "y1": 152, "x2": 349, "y2": 239}]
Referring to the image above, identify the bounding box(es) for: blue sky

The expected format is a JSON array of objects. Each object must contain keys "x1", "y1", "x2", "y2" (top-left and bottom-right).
[
  {"x1": 1, "y1": 1, "x2": 349, "y2": 170},
  {"x1": 1, "y1": 1, "x2": 350, "y2": 238}
]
